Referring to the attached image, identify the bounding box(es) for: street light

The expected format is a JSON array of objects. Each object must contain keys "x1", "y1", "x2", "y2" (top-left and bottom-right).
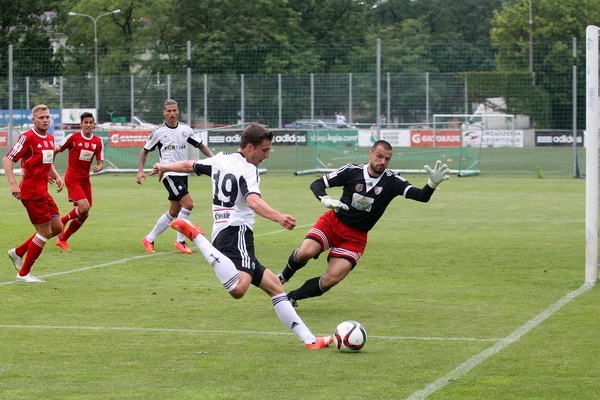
[
  {"x1": 68, "y1": 9, "x2": 121, "y2": 114},
  {"x1": 528, "y1": 0, "x2": 533, "y2": 75}
]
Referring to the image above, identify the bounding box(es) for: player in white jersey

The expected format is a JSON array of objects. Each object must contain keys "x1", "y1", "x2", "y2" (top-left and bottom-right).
[
  {"x1": 136, "y1": 99, "x2": 213, "y2": 254},
  {"x1": 150, "y1": 122, "x2": 332, "y2": 350}
]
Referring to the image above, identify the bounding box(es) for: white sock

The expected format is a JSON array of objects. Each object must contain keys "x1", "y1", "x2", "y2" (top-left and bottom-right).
[
  {"x1": 147, "y1": 212, "x2": 173, "y2": 242},
  {"x1": 193, "y1": 235, "x2": 239, "y2": 292},
  {"x1": 272, "y1": 293, "x2": 316, "y2": 344},
  {"x1": 175, "y1": 208, "x2": 192, "y2": 243}
]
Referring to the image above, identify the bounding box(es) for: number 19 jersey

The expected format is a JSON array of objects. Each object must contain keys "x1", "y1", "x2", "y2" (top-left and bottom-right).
[{"x1": 191, "y1": 152, "x2": 261, "y2": 241}]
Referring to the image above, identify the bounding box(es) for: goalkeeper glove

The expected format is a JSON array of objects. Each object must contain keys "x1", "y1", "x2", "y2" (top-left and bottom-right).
[
  {"x1": 320, "y1": 195, "x2": 349, "y2": 211},
  {"x1": 424, "y1": 160, "x2": 450, "y2": 188}
]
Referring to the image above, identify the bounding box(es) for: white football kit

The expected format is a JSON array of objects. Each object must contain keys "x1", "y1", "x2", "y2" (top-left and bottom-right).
[
  {"x1": 191, "y1": 152, "x2": 261, "y2": 241},
  {"x1": 144, "y1": 122, "x2": 202, "y2": 178}
]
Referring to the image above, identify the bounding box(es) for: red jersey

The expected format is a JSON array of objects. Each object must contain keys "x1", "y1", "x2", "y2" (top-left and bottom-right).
[
  {"x1": 5, "y1": 129, "x2": 55, "y2": 200},
  {"x1": 56, "y1": 131, "x2": 104, "y2": 181}
]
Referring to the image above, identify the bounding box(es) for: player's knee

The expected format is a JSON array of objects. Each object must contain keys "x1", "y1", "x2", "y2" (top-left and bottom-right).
[
  {"x1": 296, "y1": 248, "x2": 319, "y2": 262},
  {"x1": 321, "y1": 274, "x2": 342, "y2": 289},
  {"x1": 180, "y1": 196, "x2": 193, "y2": 210},
  {"x1": 51, "y1": 226, "x2": 63, "y2": 237},
  {"x1": 229, "y1": 288, "x2": 246, "y2": 299}
]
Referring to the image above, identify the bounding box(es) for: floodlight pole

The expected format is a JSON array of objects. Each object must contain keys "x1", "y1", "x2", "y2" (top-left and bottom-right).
[
  {"x1": 68, "y1": 9, "x2": 121, "y2": 115},
  {"x1": 528, "y1": 0, "x2": 534, "y2": 77}
]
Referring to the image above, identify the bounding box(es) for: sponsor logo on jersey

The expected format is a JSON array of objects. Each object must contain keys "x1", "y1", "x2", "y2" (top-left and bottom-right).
[
  {"x1": 214, "y1": 210, "x2": 231, "y2": 222},
  {"x1": 165, "y1": 144, "x2": 186, "y2": 150}
]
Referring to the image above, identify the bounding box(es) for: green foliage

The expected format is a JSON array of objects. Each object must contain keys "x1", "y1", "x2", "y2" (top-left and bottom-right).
[
  {"x1": 534, "y1": 165, "x2": 544, "y2": 178},
  {"x1": 491, "y1": 0, "x2": 600, "y2": 129},
  {"x1": 465, "y1": 70, "x2": 552, "y2": 128},
  {"x1": 0, "y1": 0, "x2": 62, "y2": 78},
  {"x1": 1, "y1": 0, "x2": 594, "y2": 130}
]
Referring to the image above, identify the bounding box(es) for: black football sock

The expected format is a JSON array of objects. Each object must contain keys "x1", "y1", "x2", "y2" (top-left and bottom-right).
[
  {"x1": 281, "y1": 249, "x2": 308, "y2": 281},
  {"x1": 287, "y1": 276, "x2": 329, "y2": 301}
]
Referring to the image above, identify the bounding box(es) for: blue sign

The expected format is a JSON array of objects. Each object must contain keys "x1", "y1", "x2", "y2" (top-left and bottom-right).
[{"x1": 0, "y1": 109, "x2": 61, "y2": 132}]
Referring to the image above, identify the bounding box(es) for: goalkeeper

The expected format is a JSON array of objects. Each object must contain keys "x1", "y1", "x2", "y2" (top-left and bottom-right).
[{"x1": 278, "y1": 140, "x2": 450, "y2": 306}]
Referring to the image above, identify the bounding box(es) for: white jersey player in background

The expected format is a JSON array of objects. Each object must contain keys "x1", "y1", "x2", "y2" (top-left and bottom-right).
[
  {"x1": 136, "y1": 99, "x2": 213, "y2": 254},
  {"x1": 150, "y1": 122, "x2": 333, "y2": 350}
]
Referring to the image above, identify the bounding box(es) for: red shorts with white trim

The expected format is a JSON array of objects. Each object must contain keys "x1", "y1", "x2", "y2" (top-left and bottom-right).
[
  {"x1": 22, "y1": 193, "x2": 60, "y2": 225},
  {"x1": 66, "y1": 178, "x2": 93, "y2": 206},
  {"x1": 306, "y1": 209, "x2": 366, "y2": 267}
]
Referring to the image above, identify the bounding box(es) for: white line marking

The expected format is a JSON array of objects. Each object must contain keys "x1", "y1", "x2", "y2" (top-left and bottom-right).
[
  {"x1": 0, "y1": 323, "x2": 497, "y2": 342},
  {"x1": 0, "y1": 252, "x2": 162, "y2": 286},
  {"x1": 4, "y1": 224, "x2": 588, "y2": 385},
  {"x1": 377, "y1": 336, "x2": 501, "y2": 342},
  {"x1": 406, "y1": 282, "x2": 595, "y2": 400},
  {"x1": 1, "y1": 224, "x2": 314, "y2": 286}
]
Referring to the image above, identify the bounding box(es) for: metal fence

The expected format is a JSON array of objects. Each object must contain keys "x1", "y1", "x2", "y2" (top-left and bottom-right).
[{"x1": 0, "y1": 39, "x2": 585, "y2": 177}]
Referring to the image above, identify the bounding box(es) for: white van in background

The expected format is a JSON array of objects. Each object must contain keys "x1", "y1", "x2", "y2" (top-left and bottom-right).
[{"x1": 465, "y1": 97, "x2": 531, "y2": 130}]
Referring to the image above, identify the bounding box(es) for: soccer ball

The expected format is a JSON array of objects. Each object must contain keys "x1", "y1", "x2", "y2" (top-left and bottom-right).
[{"x1": 333, "y1": 320, "x2": 367, "y2": 352}]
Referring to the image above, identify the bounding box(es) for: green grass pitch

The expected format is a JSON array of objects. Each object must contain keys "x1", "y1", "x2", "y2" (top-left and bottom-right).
[{"x1": 0, "y1": 172, "x2": 598, "y2": 399}]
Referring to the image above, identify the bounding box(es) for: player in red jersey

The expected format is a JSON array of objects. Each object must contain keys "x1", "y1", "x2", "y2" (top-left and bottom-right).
[
  {"x1": 3, "y1": 104, "x2": 64, "y2": 283},
  {"x1": 54, "y1": 112, "x2": 104, "y2": 250}
]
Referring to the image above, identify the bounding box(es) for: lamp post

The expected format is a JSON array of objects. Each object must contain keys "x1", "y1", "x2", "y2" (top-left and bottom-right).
[
  {"x1": 528, "y1": 0, "x2": 533, "y2": 74},
  {"x1": 68, "y1": 9, "x2": 121, "y2": 114}
]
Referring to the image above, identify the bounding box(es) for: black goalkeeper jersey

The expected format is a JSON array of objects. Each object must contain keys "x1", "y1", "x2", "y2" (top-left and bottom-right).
[{"x1": 312, "y1": 163, "x2": 436, "y2": 232}]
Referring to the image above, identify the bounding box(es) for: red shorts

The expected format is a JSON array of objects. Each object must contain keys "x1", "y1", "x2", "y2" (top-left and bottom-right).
[
  {"x1": 21, "y1": 193, "x2": 60, "y2": 225},
  {"x1": 65, "y1": 178, "x2": 93, "y2": 206},
  {"x1": 306, "y1": 210, "x2": 367, "y2": 266}
]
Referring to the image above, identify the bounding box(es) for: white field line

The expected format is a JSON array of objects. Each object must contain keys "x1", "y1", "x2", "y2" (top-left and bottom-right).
[
  {"x1": 406, "y1": 282, "x2": 595, "y2": 400},
  {"x1": 0, "y1": 224, "x2": 314, "y2": 287},
  {"x1": 0, "y1": 252, "x2": 160, "y2": 286},
  {"x1": 1, "y1": 223, "x2": 500, "y2": 343},
  {"x1": 2, "y1": 225, "x2": 592, "y2": 384},
  {"x1": 0, "y1": 324, "x2": 499, "y2": 342}
]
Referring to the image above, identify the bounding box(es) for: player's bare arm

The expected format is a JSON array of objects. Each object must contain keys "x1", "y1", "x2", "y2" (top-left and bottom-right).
[
  {"x1": 199, "y1": 143, "x2": 214, "y2": 158},
  {"x1": 49, "y1": 164, "x2": 64, "y2": 193},
  {"x1": 246, "y1": 193, "x2": 296, "y2": 230},
  {"x1": 149, "y1": 160, "x2": 195, "y2": 180},
  {"x1": 136, "y1": 148, "x2": 149, "y2": 184},
  {"x1": 2, "y1": 156, "x2": 20, "y2": 199},
  {"x1": 92, "y1": 160, "x2": 104, "y2": 174}
]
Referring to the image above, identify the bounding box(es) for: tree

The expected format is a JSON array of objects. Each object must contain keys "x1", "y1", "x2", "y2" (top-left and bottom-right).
[
  {"x1": 366, "y1": 0, "x2": 503, "y2": 72},
  {"x1": 0, "y1": 0, "x2": 63, "y2": 77},
  {"x1": 491, "y1": 0, "x2": 600, "y2": 128},
  {"x1": 0, "y1": 0, "x2": 64, "y2": 109}
]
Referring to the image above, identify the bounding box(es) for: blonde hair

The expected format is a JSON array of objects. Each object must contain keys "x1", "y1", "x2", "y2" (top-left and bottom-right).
[{"x1": 32, "y1": 104, "x2": 49, "y2": 118}]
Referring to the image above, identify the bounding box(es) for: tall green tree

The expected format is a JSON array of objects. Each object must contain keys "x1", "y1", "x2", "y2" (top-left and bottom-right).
[
  {"x1": 61, "y1": 0, "x2": 165, "y2": 120},
  {"x1": 367, "y1": 0, "x2": 502, "y2": 72},
  {"x1": 491, "y1": 0, "x2": 600, "y2": 128},
  {"x1": 0, "y1": 0, "x2": 62, "y2": 78},
  {"x1": 0, "y1": 0, "x2": 63, "y2": 109}
]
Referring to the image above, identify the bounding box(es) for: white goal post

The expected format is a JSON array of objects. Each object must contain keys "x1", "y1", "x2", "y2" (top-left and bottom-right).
[{"x1": 585, "y1": 25, "x2": 599, "y2": 284}]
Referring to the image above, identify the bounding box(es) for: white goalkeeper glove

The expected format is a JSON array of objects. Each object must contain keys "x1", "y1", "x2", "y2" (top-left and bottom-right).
[
  {"x1": 424, "y1": 160, "x2": 450, "y2": 188},
  {"x1": 320, "y1": 195, "x2": 349, "y2": 211}
]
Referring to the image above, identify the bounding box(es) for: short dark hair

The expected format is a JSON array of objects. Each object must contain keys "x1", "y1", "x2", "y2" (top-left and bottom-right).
[
  {"x1": 80, "y1": 112, "x2": 95, "y2": 123},
  {"x1": 240, "y1": 122, "x2": 273, "y2": 148},
  {"x1": 371, "y1": 139, "x2": 392, "y2": 152},
  {"x1": 164, "y1": 99, "x2": 178, "y2": 109}
]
